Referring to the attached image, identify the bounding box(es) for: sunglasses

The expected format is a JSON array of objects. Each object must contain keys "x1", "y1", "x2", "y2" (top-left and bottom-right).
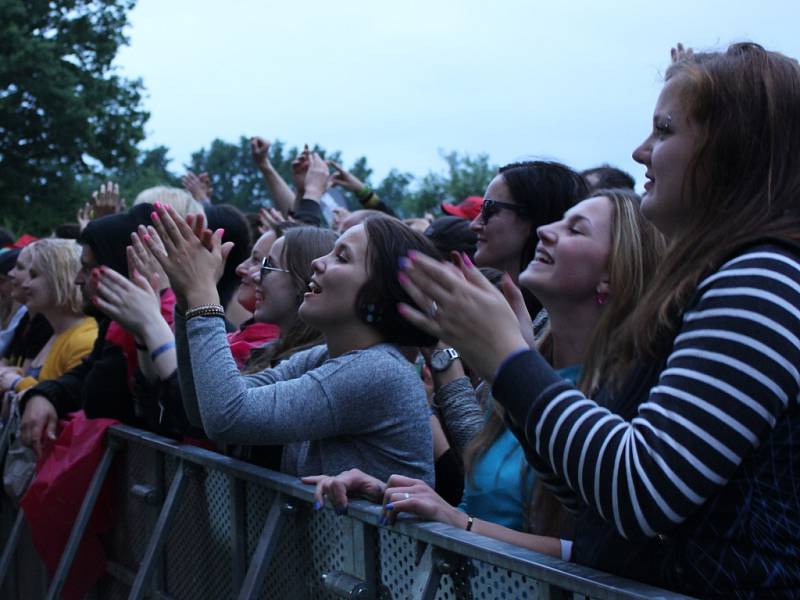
[
  {"x1": 260, "y1": 256, "x2": 289, "y2": 279},
  {"x1": 480, "y1": 198, "x2": 530, "y2": 223}
]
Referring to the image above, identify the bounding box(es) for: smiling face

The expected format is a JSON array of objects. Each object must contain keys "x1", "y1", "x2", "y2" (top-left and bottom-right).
[
  {"x1": 469, "y1": 175, "x2": 532, "y2": 274},
  {"x1": 20, "y1": 249, "x2": 57, "y2": 313},
  {"x1": 632, "y1": 76, "x2": 702, "y2": 238},
  {"x1": 253, "y1": 236, "x2": 300, "y2": 329},
  {"x1": 299, "y1": 224, "x2": 370, "y2": 331},
  {"x1": 236, "y1": 230, "x2": 277, "y2": 313},
  {"x1": 10, "y1": 247, "x2": 32, "y2": 305},
  {"x1": 520, "y1": 195, "x2": 613, "y2": 306}
]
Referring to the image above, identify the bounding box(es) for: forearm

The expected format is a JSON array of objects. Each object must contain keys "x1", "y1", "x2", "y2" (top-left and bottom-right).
[
  {"x1": 434, "y1": 376, "x2": 484, "y2": 456},
  {"x1": 258, "y1": 164, "x2": 295, "y2": 216},
  {"x1": 137, "y1": 317, "x2": 177, "y2": 382}
]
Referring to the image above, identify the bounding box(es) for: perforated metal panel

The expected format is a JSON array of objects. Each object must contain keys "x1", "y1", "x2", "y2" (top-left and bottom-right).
[
  {"x1": 377, "y1": 528, "x2": 418, "y2": 598},
  {"x1": 163, "y1": 466, "x2": 235, "y2": 600}
]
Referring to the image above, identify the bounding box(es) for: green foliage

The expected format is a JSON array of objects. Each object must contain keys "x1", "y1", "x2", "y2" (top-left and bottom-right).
[
  {"x1": 395, "y1": 151, "x2": 496, "y2": 217},
  {"x1": 0, "y1": 0, "x2": 148, "y2": 235}
]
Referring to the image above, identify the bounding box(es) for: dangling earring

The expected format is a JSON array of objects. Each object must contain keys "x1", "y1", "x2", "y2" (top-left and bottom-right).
[{"x1": 595, "y1": 291, "x2": 608, "y2": 306}]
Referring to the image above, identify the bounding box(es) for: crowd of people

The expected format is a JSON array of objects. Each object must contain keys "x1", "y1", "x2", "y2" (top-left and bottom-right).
[{"x1": 1, "y1": 42, "x2": 799, "y2": 597}]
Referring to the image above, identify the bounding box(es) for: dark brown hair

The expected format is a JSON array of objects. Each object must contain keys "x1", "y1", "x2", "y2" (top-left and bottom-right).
[
  {"x1": 615, "y1": 43, "x2": 800, "y2": 375},
  {"x1": 356, "y1": 216, "x2": 439, "y2": 347},
  {"x1": 243, "y1": 226, "x2": 337, "y2": 372}
]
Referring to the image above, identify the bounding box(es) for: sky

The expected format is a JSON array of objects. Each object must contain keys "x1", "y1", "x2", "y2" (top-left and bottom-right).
[{"x1": 115, "y1": 0, "x2": 800, "y2": 194}]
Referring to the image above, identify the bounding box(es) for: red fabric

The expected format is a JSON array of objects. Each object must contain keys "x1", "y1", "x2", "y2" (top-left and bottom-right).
[
  {"x1": 104, "y1": 288, "x2": 177, "y2": 384},
  {"x1": 11, "y1": 233, "x2": 38, "y2": 248},
  {"x1": 441, "y1": 195, "x2": 484, "y2": 221},
  {"x1": 227, "y1": 321, "x2": 279, "y2": 368},
  {"x1": 20, "y1": 412, "x2": 119, "y2": 600}
]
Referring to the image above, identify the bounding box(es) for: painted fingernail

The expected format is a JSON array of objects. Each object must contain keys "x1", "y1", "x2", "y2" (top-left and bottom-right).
[
  {"x1": 143, "y1": 234, "x2": 150, "y2": 242},
  {"x1": 154, "y1": 201, "x2": 162, "y2": 209},
  {"x1": 399, "y1": 257, "x2": 411, "y2": 270},
  {"x1": 217, "y1": 228, "x2": 225, "y2": 237},
  {"x1": 385, "y1": 503, "x2": 394, "y2": 511},
  {"x1": 398, "y1": 272, "x2": 410, "y2": 286},
  {"x1": 151, "y1": 211, "x2": 159, "y2": 222},
  {"x1": 334, "y1": 507, "x2": 348, "y2": 516},
  {"x1": 463, "y1": 253, "x2": 474, "y2": 268},
  {"x1": 313, "y1": 500, "x2": 321, "y2": 511},
  {"x1": 408, "y1": 250, "x2": 419, "y2": 260}
]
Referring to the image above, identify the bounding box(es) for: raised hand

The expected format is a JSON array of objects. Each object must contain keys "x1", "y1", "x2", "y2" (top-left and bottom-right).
[
  {"x1": 291, "y1": 144, "x2": 311, "y2": 196},
  {"x1": 91, "y1": 181, "x2": 125, "y2": 218},
  {"x1": 140, "y1": 204, "x2": 234, "y2": 310},
  {"x1": 250, "y1": 136, "x2": 271, "y2": 170},
  {"x1": 303, "y1": 153, "x2": 331, "y2": 200},
  {"x1": 378, "y1": 475, "x2": 466, "y2": 527},
  {"x1": 301, "y1": 468, "x2": 387, "y2": 514},
  {"x1": 77, "y1": 202, "x2": 92, "y2": 231},
  {"x1": 258, "y1": 206, "x2": 294, "y2": 234},
  {"x1": 182, "y1": 170, "x2": 213, "y2": 202},
  {"x1": 397, "y1": 251, "x2": 528, "y2": 382},
  {"x1": 671, "y1": 42, "x2": 693, "y2": 63},
  {"x1": 92, "y1": 265, "x2": 162, "y2": 339},
  {"x1": 328, "y1": 161, "x2": 365, "y2": 193}
]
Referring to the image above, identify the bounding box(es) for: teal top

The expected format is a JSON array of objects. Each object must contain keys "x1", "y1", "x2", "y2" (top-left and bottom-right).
[{"x1": 458, "y1": 365, "x2": 580, "y2": 530}]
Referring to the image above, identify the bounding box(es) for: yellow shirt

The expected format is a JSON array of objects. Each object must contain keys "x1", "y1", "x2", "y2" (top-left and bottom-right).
[{"x1": 15, "y1": 317, "x2": 98, "y2": 392}]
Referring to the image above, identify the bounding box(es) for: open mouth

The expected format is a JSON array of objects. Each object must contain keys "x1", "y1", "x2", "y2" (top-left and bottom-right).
[
  {"x1": 533, "y1": 247, "x2": 554, "y2": 265},
  {"x1": 306, "y1": 280, "x2": 323, "y2": 295}
]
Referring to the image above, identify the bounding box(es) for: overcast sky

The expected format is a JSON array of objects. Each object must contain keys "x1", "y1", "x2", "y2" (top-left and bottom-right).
[{"x1": 115, "y1": 0, "x2": 800, "y2": 195}]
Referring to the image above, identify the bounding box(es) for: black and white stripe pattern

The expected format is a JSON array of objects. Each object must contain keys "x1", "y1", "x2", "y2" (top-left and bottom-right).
[{"x1": 523, "y1": 247, "x2": 800, "y2": 539}]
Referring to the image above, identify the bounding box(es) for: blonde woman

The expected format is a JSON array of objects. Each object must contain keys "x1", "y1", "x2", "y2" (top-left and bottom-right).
[{"x1": 0, "y1": 239, "x2": 98, "y2": 395}]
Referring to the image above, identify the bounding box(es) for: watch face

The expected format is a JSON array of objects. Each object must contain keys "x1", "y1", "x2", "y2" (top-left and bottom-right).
[
  {"x1": 431, "y1": 351, "x2": 449, "y2": 371},
  {"x1": 430, "y1": 348, "x2": 457, "y2": 371}
]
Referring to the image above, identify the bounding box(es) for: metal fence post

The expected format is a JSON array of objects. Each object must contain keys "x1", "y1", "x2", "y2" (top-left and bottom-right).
[
  {"x1": 236, "y1": 493, "x2": 291, "y2": 600},
  {"x1": 44, "y1": 439, "x2": 119, "y2": 600},
  {"x1": 230, "y1": 477, "x2": 247, "y2": 590},
  {"x1": 128, "y1": 460, "x2": 189, "y2": 600},
  {"x1": 0, "y1": 510, "x2": 25, "y2": 587}
]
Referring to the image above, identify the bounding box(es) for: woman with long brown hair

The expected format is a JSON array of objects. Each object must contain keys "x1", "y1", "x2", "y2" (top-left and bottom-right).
[{"x1": 395, "y1": 43, "x2": 800, "y2": 596}]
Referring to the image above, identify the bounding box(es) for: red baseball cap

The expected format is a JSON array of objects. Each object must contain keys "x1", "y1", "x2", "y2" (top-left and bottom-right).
[
  {"x1": 11, "y1": 234, "x2": 38, "y2": 248},
  {"x1": 441, "y1": 196, "x2": 483, "y2": 221}
]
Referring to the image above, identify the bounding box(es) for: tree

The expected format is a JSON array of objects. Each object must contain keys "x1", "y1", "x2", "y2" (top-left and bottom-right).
[
  {"x1": 0, "y1": 0, "x2": 148, "y2": 234},
  {"x1": 397, "y1": 151, "x2": 496, "y2": 217}
]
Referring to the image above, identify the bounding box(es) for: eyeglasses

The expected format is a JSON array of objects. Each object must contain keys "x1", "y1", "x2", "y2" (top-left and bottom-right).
[
  {"x1": 260, "y1": 256, "x2": 290, "y2": 279},
  {"x1": 479, "y1": 198, "x2": 530, "y2": 223}
]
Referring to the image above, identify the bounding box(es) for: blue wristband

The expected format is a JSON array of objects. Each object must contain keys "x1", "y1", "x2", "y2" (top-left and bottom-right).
[{"x1": 149, "y1": 340, "x2": 176, "y2": 362}]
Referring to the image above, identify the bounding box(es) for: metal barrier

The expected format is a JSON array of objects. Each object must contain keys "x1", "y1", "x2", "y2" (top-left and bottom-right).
[{"x1": 1, "y1": 424, "x2": 692, "y2": 599}]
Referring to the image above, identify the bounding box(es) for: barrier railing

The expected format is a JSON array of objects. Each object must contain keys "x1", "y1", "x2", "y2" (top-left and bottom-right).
[{"x1": 1, "y1": 424, "x2": 692, "y2": 599}]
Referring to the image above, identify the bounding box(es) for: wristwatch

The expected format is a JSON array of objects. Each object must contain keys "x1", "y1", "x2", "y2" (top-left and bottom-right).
[{"x1": 429, "y1": 347, "x2": 460, "y2": 372}]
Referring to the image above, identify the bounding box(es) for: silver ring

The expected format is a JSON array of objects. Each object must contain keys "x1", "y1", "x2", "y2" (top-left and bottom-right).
[
  {"x1": 402, "y1": 492, "x2": 411, "y2": 500},
  {"x1": 427, "y1": 301, "x2": 439, "y2": 319}
]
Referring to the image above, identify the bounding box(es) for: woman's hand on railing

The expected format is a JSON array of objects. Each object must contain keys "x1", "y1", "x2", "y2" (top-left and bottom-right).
[
  {"x1": 20, "y1": 395, "x2": 58, "y2": 457},
  {"x1": 302, "y1": 468, "x2": 386, "y2": 515},
  {"x1": 378, "y1": 474, "x2": 467, "y2": 528}
]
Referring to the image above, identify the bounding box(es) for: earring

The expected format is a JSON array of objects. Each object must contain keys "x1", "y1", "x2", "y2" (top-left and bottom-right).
[
  {"x1": 595, "y1": 291, "x2": 608, "y2": 306},
  {"x1": 364, "y1": 303, "x2": 382, "y2": 323}
]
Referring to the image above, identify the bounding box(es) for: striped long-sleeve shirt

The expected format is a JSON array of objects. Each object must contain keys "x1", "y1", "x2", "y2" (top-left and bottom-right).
[{"x1": 492, "y1": 245, "x2": 800, "y2": 545}]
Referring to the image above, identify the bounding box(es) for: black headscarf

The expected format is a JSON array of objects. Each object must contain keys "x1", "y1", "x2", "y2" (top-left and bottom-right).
[{"x1": 79, "y1": 203, "x2": 154, "y2": 276}]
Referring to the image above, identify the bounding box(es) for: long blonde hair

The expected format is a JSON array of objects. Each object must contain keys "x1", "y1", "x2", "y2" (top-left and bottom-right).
[{"x1": 462, "y1": 188, "x2": 666, "y2": 536}]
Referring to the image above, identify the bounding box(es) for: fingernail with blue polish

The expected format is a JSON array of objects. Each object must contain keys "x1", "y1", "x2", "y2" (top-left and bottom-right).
[
  {"x1": 399, "y1": 257, "x2": 411, "y2": 270},
  {"x1": 313, "y1": 500, "x2": 321, "y2": 511},
  {"x1": 385, "y1": 503, "x2": 394, "y2": 511}
]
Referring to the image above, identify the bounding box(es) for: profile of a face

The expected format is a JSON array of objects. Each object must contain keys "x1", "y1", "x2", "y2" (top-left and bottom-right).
[
  {"x1": 632, "y1": 76, "x2": 702, "y2": 238},
  {"x1": 299, "y1": 224, "x2": 370, "y2": 330},
  {"x1": 520, "y1": 195, "x2": 613, "y2": 306},
  {"x1": 10, "y1": 248, "x2": 32, "y2": 305}
]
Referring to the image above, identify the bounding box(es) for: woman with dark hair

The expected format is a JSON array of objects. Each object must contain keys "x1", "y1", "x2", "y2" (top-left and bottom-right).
[
  {"x1": 395, "y1": 43, "x2": 800, "y2": 595},
  {"x1": 144, "y1": 205, "x2": 436, "y2": 483},
  {"x1": 470, "y1": 161, "x2": 587, "y2": 316}
]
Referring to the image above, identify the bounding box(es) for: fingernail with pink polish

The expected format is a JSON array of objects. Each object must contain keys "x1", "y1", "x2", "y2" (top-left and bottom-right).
[
  {"x1": 463, "y1": 253, "x2": 474, "y2": 268},
  {"x1": 151, "y1": 211, "x2": 159, "y2": 222},
  {"x1": 398, "y1": 272, "x2": 410, "y2": 285}
]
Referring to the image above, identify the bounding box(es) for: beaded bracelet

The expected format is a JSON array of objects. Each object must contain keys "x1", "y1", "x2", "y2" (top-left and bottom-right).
[
  {"x1": 150, "y1": 340, "x2": 176, "y2": 362},
  {"x1": 355, "y1": 185, "x2": 373, "y2": 201},
  {"x1": 465, "y1": 515, "x2": 474, "y2": 531},
  {"x1": 185, "y1": 304, "x2": 226, "y2": 320}
]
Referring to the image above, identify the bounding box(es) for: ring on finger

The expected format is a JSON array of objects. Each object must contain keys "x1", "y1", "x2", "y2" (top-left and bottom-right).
[{"x1": 427, "y1": 301, "x2": 439, "y2": 319}]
